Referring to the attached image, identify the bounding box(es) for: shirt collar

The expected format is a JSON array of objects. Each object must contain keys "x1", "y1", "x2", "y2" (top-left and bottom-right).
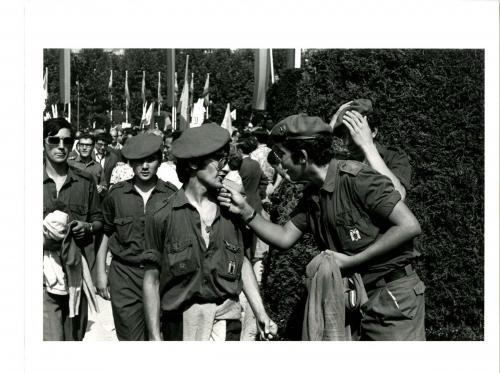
[
  {"x1": 320, "y1": 159, "x2": 338, "y2": 193},
  {"x1": 123, "y1": 177, "x2": 171, "y2": 195},
  {"x1": 75, "y1": 154, "x2": 97, "y2": 166},
  {"x1": 172, "y1": 188, "x2": 192, "y2": 208},
  {"x1": 43, "y1": 164, "x2": 78, "y2": 184}
]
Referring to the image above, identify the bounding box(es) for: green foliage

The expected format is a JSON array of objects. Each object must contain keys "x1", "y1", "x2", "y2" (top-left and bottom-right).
[{"x1": 263, "y1": 49, "x2": 484, "y2": 340}]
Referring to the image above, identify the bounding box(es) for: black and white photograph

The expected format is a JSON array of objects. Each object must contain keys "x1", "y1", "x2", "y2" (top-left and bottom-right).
[{"x1": 6, "y1": 0, "x2": 499, "y2": 373}]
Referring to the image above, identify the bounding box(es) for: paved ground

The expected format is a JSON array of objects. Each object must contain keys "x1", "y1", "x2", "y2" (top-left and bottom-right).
[{"x1": 83, "y1": 296, "x2": 117, "y2": 341}]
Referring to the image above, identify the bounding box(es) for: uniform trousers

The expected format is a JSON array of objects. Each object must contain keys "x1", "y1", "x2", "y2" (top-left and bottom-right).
[{"x1": 108, "y1": 258, "x2": 148, "y2": 341}]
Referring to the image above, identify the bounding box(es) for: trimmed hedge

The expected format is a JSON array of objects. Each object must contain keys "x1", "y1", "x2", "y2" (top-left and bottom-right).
[{"x1": 262, "y1": 49, "x2": 484, "y2": 341}]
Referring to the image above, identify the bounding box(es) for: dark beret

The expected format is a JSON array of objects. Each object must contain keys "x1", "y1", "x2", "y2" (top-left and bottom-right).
[
  {"x1": 171, "y1": 123, "x2": 230, "y2": 159},
  {"x1": 332, "y1": 98, "x2": 373, "y2": 131},
  {"x1": 121, "y1": 133, "x2": 163, "y2": 160},
  {"x1": 270, "y1": 113, "x2": 332, "y2": 139}
]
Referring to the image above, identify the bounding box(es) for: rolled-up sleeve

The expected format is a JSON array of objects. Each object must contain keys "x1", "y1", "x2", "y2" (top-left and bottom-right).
[
  {"x1": 87, "y1": 178, "x2": 104, "y2": 224},
  {"x1": 387, "y1": 148, "x2": 412, "y2": 191},
  {"x1": 354, "y1": 169, "x2": 401, "y2": 219},
  {"x1": 290, "y1": 196, "x2": 310, "y2": 234},
  {"x1": 101, "y1": 194, "x2": 116, "y2": 236}
]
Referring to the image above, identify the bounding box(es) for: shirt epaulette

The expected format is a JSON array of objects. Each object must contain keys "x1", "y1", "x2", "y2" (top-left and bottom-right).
[
  {"x1": 338, "y1": 160, "x2": 364, "y2": 176},
  {"x1": 158, "y1": 179, "x2": 179, "y2": 193},
  {"x1": 69, "y1": 165, "x2": 93, "y2": 181}
]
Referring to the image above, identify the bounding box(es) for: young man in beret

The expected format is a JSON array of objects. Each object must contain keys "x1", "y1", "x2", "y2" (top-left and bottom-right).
[
  {"x1": 143, "y1": 123, "x2": 277, "y2": 341},
  {"x1": 95, "y1": 133, "x2": 177, "y2": 341},
  {"x1": 218, "y1": 114, "x2": 425, "y2": 341},
  {"x1": 330, "y1": 99, "x2": 411, "y2": 200},
  {"x1": 43, "y1": 118, "x2": 103, "y2": 341}
]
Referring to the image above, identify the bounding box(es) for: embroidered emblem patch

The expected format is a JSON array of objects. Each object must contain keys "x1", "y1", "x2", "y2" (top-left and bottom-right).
[
  {"x1": 349, "y1": 228, "x2": 361, "y2": 241},
  {"x1": 227, "y1": 260, "x2": 236, "y2": 275}
]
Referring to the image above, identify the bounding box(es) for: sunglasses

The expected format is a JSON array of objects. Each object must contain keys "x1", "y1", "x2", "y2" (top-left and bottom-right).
[
  {"x1": 45, "y1": 136, "x2": 75, "y2": 147},
  {"x1": 217, "y1": 155, "x2": 229, "y2": 171}
]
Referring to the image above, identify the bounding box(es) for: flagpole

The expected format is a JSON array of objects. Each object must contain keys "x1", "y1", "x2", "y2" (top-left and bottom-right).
[
  {"x1": 77, "y1": 81, "x2": 80, "y2": 131},
  {"x1": 125, "y1": 70, "x2": 129, "y2": 123},
  {"x1": 269, "y1": 48, "x2": 275, "y2": 84},
  {"x1": 109, "y1": 69, "x2": 113, "y2": 124},
  {"x1": 158, "y1": 71, "x2": 161, "y2": 116}
]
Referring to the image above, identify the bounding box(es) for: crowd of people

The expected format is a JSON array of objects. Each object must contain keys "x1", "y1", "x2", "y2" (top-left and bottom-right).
[{"x1": 42, "y1": 98, "x2": 425, "y2": 341}]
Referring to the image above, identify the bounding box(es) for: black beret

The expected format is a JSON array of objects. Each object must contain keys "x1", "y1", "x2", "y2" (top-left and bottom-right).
[
  {"x1": 121, "y1": 133, "x2": 163, "y2": 160},
  {"x1": 171, "y1": 123, "x2": 230, "y2": 159},
  {"x1": 332, "y1": 98, "x2": 373, "y2": 131},
  {"x1": 270, "y1": 113, "x2": 331, "y2": 139}
]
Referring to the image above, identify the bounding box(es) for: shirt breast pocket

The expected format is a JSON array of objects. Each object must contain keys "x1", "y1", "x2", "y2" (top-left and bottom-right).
[
  {"x1": 335, "y1": 209, "x2": 379, "y2": 253},
  {"x1": 113, "y1": 216, "x2": 134, "y2": 244},
  {"x1": 217, "y1": 240, "x2": 243, "y2": 281},
  {"x1": 166, "y1": 240, "x2": 198, "y2": 277},
  {"x1": 69, "y1": 203, "x2": 88, "y2": 221}
]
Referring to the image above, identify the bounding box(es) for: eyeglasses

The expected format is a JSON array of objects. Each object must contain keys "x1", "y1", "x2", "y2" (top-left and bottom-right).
[
  {"x1": 45, "y1": 136, "x2": 74, "y2": 147},
  {"x1": 217, "y1": 155, "x2": 229, "y2": 171},
  {"x1": 78, "y1": 143, "x2": 94, "y2": 148},
  {"x1": 270, "y1": 145, "x2": 284, "y2": 165}
]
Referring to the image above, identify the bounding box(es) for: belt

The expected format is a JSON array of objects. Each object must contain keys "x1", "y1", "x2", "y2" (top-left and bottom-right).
[{"x1": 364, "y1": 264, "x2": 414, "y2": 292}]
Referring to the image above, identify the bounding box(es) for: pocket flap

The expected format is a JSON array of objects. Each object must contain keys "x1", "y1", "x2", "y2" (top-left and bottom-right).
[
  {"x1": 169, "y1": 240, "x2": 192, "y2": 253},
  {"x1": 114, "y1": 216, "x2": 133, "y2": 225},
  {"x1": 224, "y1": 240, "x2": 241, "y2": 253},
  {"x1": 413, "y1": 281, "x2": 426, "y2": 295}
]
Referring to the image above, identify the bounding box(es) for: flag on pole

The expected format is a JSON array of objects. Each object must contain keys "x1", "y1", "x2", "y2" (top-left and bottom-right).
[
  {"x1": 221, "y1": 103, "x2": 233, "y2": 134},
  {"x1": 125, "y1": 71, "x2": 130, "y2": 107},
  {"x1": 141, "y1": 70, "x2": 146, "y2": 104},
  {"x1": 145, "y1": 102, "x2": 154, "y2": 126},
  {"x1": 189, "y1": 72, "x2": 194, "y2": 109},
  {"x1": 141, "y1": 102, "x2": 148, "y2": 122},
  {"x1": 108, "y1": 69, "x2": 113, "y2": 89},
  {"x1": 252, "y1": 49, "x2": 270, "y2": 111},
  {"x1": 158, "y1": 71, "x2": 163, "y2": 115},
  {"x1": 177, "y1": 55, "x2": 190, "y2": 131},
  {"x1": 125, "y1": 70, "x2": 130, "y2": 123},
  {"x1": 190, "y1": 98, "x2": 206, "y2": 128},
  {"x1": 59, "y1": 49, "x2": 71, "y2": 121},
  {"x1": 43, "y1": 67, "x2": 48, "y2": 102},
  {"x1": 202, "y1": 73, "x2": 210, "y2": 105}
]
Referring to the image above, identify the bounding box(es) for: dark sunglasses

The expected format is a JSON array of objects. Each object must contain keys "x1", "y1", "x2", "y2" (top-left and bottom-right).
[
  {"x1": 45, "y1": 136, "x2": 75, "y2": 147},
  {"x1": 217, "y1": 155, "x2": 229, "y2": 171}
]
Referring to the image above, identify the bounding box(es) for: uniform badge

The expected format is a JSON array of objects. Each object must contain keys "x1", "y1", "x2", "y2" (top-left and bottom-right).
[
  {"x1": 349, "y1": 228, "x2": 361, "y2": 241},
  {"x1": 227, "y1": 260, "x2": 236, "y2": 275}
]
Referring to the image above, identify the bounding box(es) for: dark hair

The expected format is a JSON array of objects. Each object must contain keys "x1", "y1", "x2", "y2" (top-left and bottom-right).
[
  {"x1": 78, "y1": 132, "x2": 95, "y2": 144},
  {"x1": 95, "y1": 132, "x2": 112, "y2": 144},
  {"x1": 43, "y1": 118, "x2": 74, "y2": 139},
  {"x1": 273, "y1": 133, "x2": 336, "y2": 166},
  {"x1": 252, "y1": 128, "x2": 269, "y2": 144},
  {"x1": 227, "y1": 149, "x2": 243, "y2": 171},
  {"x1": 237, "y1": 135, "x2": 258, "y2": 154},
  {"x1": 175, "y1": 144, "x2": 230, "y2": 184}
]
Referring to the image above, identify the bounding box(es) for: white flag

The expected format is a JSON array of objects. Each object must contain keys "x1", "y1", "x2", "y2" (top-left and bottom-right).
[
  {"x1": 221, "y1": 103, "x2": 233, "y2": 134},
  {"x1": 190, "y1": 98, "x2": 206, "y2": 128}
]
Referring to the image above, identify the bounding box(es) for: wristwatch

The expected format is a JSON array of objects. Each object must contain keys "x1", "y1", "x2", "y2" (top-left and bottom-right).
[
  {"x1": 244, "y1": 209, "x2": 257, "y2": 224},
  {"x1": 87, "y1": 222, "x2": 94, "y2": 234}
]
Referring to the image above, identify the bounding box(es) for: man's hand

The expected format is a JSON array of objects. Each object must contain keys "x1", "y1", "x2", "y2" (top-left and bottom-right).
[
  {"x1": 256, "y1": 313, "x2": 278, "y2": 341},
  {"x1": 96, "y1": 269, "x2": 111, "y2": 300},
  {"x1": 330, "y1": 100, "x2": 353, "y2": 128},
  {"x1": 332, "y1": 251, "x2": 358, "y2": 272},
  {"x1": 342, "y1": 110, "x2": 375, "y2": 150},
  {"x1": 71, "y1": 220, "x2": 90, "y2": 240},
  {"x1": 217, "y1": 184, "x2": 252, "y2": 218},
  {"x1": 96, "y1": 185, "x2": 107, "y2": 194}
]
